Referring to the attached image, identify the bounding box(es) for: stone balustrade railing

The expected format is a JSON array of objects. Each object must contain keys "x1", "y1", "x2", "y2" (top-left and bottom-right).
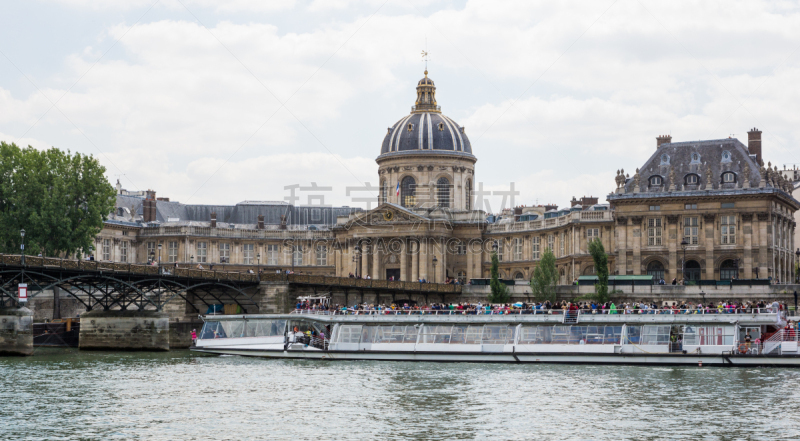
[
  {"x1": 138, "y1": 226, "x2": 333, "y2": 240},
  {"x1": 486, "y1": 210, "x2": 613, "y2": 233}
]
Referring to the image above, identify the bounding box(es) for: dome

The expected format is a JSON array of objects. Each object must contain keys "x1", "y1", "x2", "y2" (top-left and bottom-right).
[{"x1": 379, "y1": 71, "x2": 473, "y2": 157}]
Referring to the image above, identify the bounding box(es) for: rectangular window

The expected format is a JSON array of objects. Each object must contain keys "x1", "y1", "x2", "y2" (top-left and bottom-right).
[
  {"x1": 219, "y1": 243, "x2": 230, "y2": 263},
  {"x1": 494, "y1": 239, "x2": 504, "y2": 262},
  {"x1": 197, "y1": 242, "x2": 207, "y2": 263},
  {"x1": 684, "y1": 217, "x2": 699, "y2": 245},
  {"x1": 316, "y1": 245, "x2": 327, "y2": 266},
  {"x1": 559, "y1": 232, "x2": 565, "y2": 257},
  {"x1": 649, "y1": 205, "x2": 660, "y2": 211},
  {"x1": 102, "y1": 239, "x2": 111, "y2": 261},
  {"x1": 547, "y1": 234, "x2": 554, "y2": 253},
  {"x1": 267, "y1": 244, "x2": 279, "y2": 265},
  {"x1": 532, "y1": 237, "x2": 540, "y2": 260},
  {"x1": 146, "y1": 241, "x2": 156, "y2": 262},
  {"x1": 168, "y1": 241, "x2": 178, "y2": 263},
  {"x1": 721, "y1": 202, "x2": 735, "y2": 209},
  {"x1": 587, "y1": 228, "x2": 599, "y2": 243},
  {"x1": 513, "y1": 238, "x2": 523, "y2": 261},
  {"x1": 120, "y1": 241, "x2": 128, "y2": 263},
  {"x1": 685, "y1": 204, "x2": 697, "y2": 210},
  {"x1": 721, "y1": 215, "x2": 736, "y2": 244},
  {"x1": 293, "y1": 245, "x2": 303, "y2": 266},
  {"x1": 243, "y1": 243, "x2": 254, "y2": 265},
  {"x1": 647, "y1": 218, "x2": 662, "y2": 246},
  {"x1": 456, "y1": 242, "x2": 466, "y2": 255}
]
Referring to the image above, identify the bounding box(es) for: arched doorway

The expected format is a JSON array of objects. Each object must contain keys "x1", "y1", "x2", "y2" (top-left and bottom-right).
[
  {"x1": 646, "y1": 261, "x2": 665, "y2": 281},
  {"x1": 720, "y1": 259, "x2": 738, "y2": 280},
  {"x1": 684, "y1": 260, "x2": 701, "y2": 281}
]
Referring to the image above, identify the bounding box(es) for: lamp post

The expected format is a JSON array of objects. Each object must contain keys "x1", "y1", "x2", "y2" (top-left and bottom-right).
[
  {"x1": 157, "y1": 243, "x2": 162, "y2": 275},
  {"x1": 292, "y1": 246, "x2": 296, "y2": 274},
  {"x1": 795, "y1": 248, "x2": 800, "y2": 283},
  {"x1": 432, "y1": 256, "x2": 438, "y2": 283},
  {"x1": 680, "y1": 238, "x2": 689, "y2": 284},
  {"x1": 190, "y1": 255, "x2": 194, "y2": 267},
  {"x1": 257, "y1": 253, "x2": 261, "y2": 274},
  {"x1": 20, "y1": 229, "x2": 25, "y2": 266}
]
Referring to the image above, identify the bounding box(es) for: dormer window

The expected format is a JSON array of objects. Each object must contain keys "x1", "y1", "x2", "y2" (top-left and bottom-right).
[
  {"x1": 691, "y1": 153, "x2": 700, "y2": 163},
  {"x1": 650, "y1": 176, "x2": 663, "y2": 186},
  {"x1": 721, "y1": 151, "x2": 732, "y2": 162},
  {"x1": 407, "y1": 123, "x2": 414, "y2": 132},
  {"x1": 685, "y1": 174, "x2": 699, "y2": 185},
  {"x1": 722, "y1": 172, "x2": 735, "y2": 183},
  {"x1": 438, "y1": 122, "x2": 444, "y2": 131},
  {"x1": 660, "y1": 154, "x2": 670, "y2": 165}
]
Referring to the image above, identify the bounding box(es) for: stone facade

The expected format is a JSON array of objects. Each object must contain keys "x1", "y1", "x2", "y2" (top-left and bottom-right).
[{"x1": 79, "y1": 310, "x2": 169, "y2": 351}]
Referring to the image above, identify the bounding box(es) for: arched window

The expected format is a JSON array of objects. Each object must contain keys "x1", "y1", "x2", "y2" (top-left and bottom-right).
[
  {"x1": 720, "y1": 259, "x2": 738, "y2": 280},
  {"x1": 437, "y1": 177, "x2": 451, "y2": 208},
  {"x1": 465, "y1": 179, "x2": 472, "y2": 210},
  {"x1": 513, "y1": 272, "x2": 524, "y2": 280},
  {"x1": 684, "y1": 260, "x2": 701, "y2": 281},
  {"x1": 400, "y1": 176, "x2": 416, "y2": 207},
  {"x1": 583, "y1": 265, "x2": 595, "y2": 275},
  {"x1": 647, "y1": 261, "x2": 665, "y2": 281},
  {"x1": 722, "y1": 172, "x2": 735, "y2": 183},
  {"x1": 685, "y1": 174, "x2": 699, "y2": 185},
  {"x1": 380, "y1": 180, "x2": 387, "y2": 204}
]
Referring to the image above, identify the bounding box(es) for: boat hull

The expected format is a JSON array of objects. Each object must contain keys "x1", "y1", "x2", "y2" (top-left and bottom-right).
[{"x1": 191, "y1": 348, "x2": 800, "y2": 367}]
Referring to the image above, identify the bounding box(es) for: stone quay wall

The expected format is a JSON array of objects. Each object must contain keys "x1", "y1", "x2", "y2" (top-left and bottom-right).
[
  {"x1": 0, "y1": 307, "x2": 34, "y2": 356},
  {"x1": 79, "y1": 310, "x2": 169, "y2": 351}
]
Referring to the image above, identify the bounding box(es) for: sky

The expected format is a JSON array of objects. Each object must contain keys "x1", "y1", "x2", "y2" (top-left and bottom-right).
[{"x1": 2, "y1": 0, "x2": 800, "y2": 212}]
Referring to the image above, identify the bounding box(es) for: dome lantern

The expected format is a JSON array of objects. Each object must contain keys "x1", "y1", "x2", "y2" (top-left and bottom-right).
[{"x1": 413, "y1": 70, "x2": 440, "y2": 113}]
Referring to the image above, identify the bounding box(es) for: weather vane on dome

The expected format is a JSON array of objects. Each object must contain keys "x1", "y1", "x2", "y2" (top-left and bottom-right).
[{"x1": 421, "y1": 37, "x2": 429, "y2": 74}]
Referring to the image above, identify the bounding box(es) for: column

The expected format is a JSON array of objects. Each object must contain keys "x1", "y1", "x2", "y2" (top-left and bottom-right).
[
  {"x1": 758, "y1": 214, "x2": 769, "y2": 279},
  {"x1": 435, "y1": 237, "x2": 445, "y2": 282},
  {"x1": 466, "y1": 240, "x2": 474, "y2": 282},
  {"x1": 632, "y1": 218, "x2": 641, "y2": 275},
  {"x1": 419, "y1": 238, "x2": 429, "y2": 281},
  {"x1": 616, "y1": 219, "x2": 627, "y2": 275},
  {"x1": 411, "y1": 239, "x2": 419, "y2": 281},
  {"x1": 667, "y1": 217, "x2": 677, "y2": 281},
  {"x1": 743, "y1": 214, "x2": 753, "y2": 279},
  {"x1": 361, "y1": 242, "x2": 369, "y2": 278},
  {"x1": 399, "y1": 238, "x2": 408, "y2": 281},
  {"x1": 372, "y1": 243, "x2": 381, "y2": 279}
]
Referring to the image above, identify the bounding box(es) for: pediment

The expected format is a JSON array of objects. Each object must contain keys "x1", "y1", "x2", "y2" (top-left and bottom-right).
[{"x1": 345, "y1": 203, "x2": 429, "y2": 227}]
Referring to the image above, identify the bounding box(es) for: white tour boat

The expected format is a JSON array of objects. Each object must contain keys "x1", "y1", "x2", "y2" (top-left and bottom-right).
[{"x1": 192, "y1": 306, "x2": 800, "y2": 366}]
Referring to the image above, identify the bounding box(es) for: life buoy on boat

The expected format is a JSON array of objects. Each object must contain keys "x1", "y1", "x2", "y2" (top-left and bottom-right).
[{"x1": 738, "y1": 343, "x2": 748, "y2": 354}]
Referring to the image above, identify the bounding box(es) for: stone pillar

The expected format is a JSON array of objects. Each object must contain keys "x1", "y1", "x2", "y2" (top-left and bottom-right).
[
  {"x1": 631, "y1": 217, "x2": 642, "y2": 275},
  {"x1": 372, "y1": 243, "x2": 381, "y2": 280},
  {"x1": 758, "y1": 213, "x2": 769, "y2": 279},
  {"x1": 361, "y1": 243, "x2": 369, "y2": 278},
  {"x1": 667, "y1": 215, "x2": 678, "y2": 281},
  {"x1": 399, "y1": 239, "x2": 408, "y2": 281},
  {"x1": 0, "y1": 307, "x2": 33, "y2": 356},
  {"x1": 743, "y1": 214, "x2": 753, "y2": 278},
  {"x1": 411, "y1": 240, "x2": 419, "y2": 282},
  {"x1": 616, "y1": 218, "x2": 627, "y2": 275},
  {"x1": 419, "y1": 238, "x2": 429, "y2": 282},
  {"x1": 704, "y1": 214, "x2": 716, "y2": 279},
  {"x1": 434, "y1": 237, "x2": 444, "y2": 283},
  {"x1": 466, "y1": 241, "x2": 474, "y2": 282},
  {"x1": 79, "y1": 310, "x2": 169, "y2": 351}
]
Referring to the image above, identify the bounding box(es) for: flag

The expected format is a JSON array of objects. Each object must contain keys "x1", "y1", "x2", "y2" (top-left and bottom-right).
[{"x1": 395, "y1": 181, "x2": 400, "y2": 196}]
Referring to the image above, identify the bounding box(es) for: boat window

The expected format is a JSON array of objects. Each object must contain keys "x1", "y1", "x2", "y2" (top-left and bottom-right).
[
  {"x1": 625, "y1": 326, "x2": 642, "y2": 344},
  {"x1": 449, "y1": 325, "x2": 483, "y2": 344},
  {"x1": 640, "y1": 325, "x2": 670, "y2": 345},
  {"x1": 518, "y1": 325, "x2": 623, "y2": 344},
  {"x1": 368, "y1": 325, "x2": 415, "y2": 344},
  {"x1": 420, "y1": 325, "x2": 453, "y2": 344},
  {"x1": 199, "y1": 321, "x2": 224, "y2": 339},
  {"x1": 337, "y1": 325, "x2": 362, "y2": 344},
  {"x1": 683, "y1": 326, "x2": 734, "y2": 345},
  {"x1": 204, "y1": 320, "x2": 244, "y2": 339},
  {"x1": 245, "y1": 319, "x2": 286, "y2": 337},
  {"x1": 482, "y1": 325, "x2": 514, "y2": 345}
]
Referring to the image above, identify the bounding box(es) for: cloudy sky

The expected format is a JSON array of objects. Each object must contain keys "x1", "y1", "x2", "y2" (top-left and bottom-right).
[{"x1": 2, "y1": 0, "x2": 800, "y2": 211}]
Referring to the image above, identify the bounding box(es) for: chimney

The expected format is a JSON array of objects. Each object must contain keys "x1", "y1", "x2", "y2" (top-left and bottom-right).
[
  {"x1": 210, "y1": 212, "x2": 217, "y2": 228},
  {"x1": 280, "y1": 214, "x2": 287, "y2": 230},
  {"x1": 143, "y1": 190, "x2": 157, "y2": 223},
  {"x1": 748, "y1": 127, "x2": 763, "y2": 166},
  {"x1": 656, "y1": 135, "x2": 672, "y2": 148},
  {"x1": 257, "y1": 214, "x2": 265, "y2": 230}
]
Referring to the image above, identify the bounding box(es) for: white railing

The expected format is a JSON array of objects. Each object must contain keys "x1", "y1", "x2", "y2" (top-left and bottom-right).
[
  {"x1": 763, "y1": 330, "x2": 785, "y2": 355},
  {"x1": 290, "y1": 307, "x2": 781, "y2": 316}
]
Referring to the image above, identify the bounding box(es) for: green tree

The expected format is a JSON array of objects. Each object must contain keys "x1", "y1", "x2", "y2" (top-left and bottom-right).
[
  {"x1": 589, "y1": 238, "x2": 610, "y2": 304},
  {"x1": 488, "y1": 251, "x2": 510, "y2": 304},
  {"x1": 0, "y1": 142, "x2": 115, "y2": 257},
  {"x1": 530, "y1": 247, "x2": 558, "y2": 303}
]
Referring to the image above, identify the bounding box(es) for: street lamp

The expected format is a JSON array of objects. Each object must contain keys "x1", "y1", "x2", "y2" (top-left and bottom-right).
[
  {"x1": 257, "y1": 253, "x2": 261, "y2": 273},
  {"x1": 680, "y1": 238, "x2": 689, "y2": 284},
  {"x1": 795, "y1": 248, "x2": 800, "y2": 283},
  {"x1": 432, "y1": 256, "x2": 438, "y2": 283},
  {"x1": 157, "y1": 243, "x2": 162, "y2": 275},
  {"x1": 190, "y1": 255, "x2": 194, "y2": 267},
  {"x1": 20, "y1": 229, "x2": 25, "y2": 266}
]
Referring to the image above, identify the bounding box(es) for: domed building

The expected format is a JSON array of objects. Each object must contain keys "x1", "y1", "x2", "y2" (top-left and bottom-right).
[{"x1": 377, "y1": 71, "x2": 476, "y2": 211}]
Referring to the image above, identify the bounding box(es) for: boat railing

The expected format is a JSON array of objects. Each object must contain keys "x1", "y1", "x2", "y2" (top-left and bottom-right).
[{"x1": 290, "y1": 308, "x2": 782, "y2": 316}]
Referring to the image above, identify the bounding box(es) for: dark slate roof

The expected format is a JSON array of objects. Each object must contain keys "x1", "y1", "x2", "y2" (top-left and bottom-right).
[
  {"x1": 608, "y1": 187, "x2": 800, "y2": 206},
  {"x1": 111, "y1": 194, "x2": 360, "y2": 226},
  {"x1": 379, "y1": 112, "x2": 473, "y2": 156},
  {"x1": 622, "y1": 138, "x2": 761, "y2": 193}
]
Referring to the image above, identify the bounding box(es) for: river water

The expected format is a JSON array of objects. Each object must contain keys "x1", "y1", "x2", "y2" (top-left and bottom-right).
[{"x1": 2, "y1": 349, "x2": 799, "y2": 440}]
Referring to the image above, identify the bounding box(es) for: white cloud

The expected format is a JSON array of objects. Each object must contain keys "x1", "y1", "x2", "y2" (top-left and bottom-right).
[{"x1": 4, "y1": 0, "x2": 800, "y2": 212}]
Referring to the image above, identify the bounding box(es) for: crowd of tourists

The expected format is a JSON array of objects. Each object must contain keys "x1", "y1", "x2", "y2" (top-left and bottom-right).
[{"x1": 294, "y1": 299, "x2": 788, "y2": 315}]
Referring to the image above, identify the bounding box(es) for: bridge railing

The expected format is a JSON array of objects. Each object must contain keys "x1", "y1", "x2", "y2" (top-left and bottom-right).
[
  {"x1": 0, "y1": 254, "x2": 460, "y2": 292},
  {"x1": 0, "y1": 254, "x2": 260, "y2": 283}
]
